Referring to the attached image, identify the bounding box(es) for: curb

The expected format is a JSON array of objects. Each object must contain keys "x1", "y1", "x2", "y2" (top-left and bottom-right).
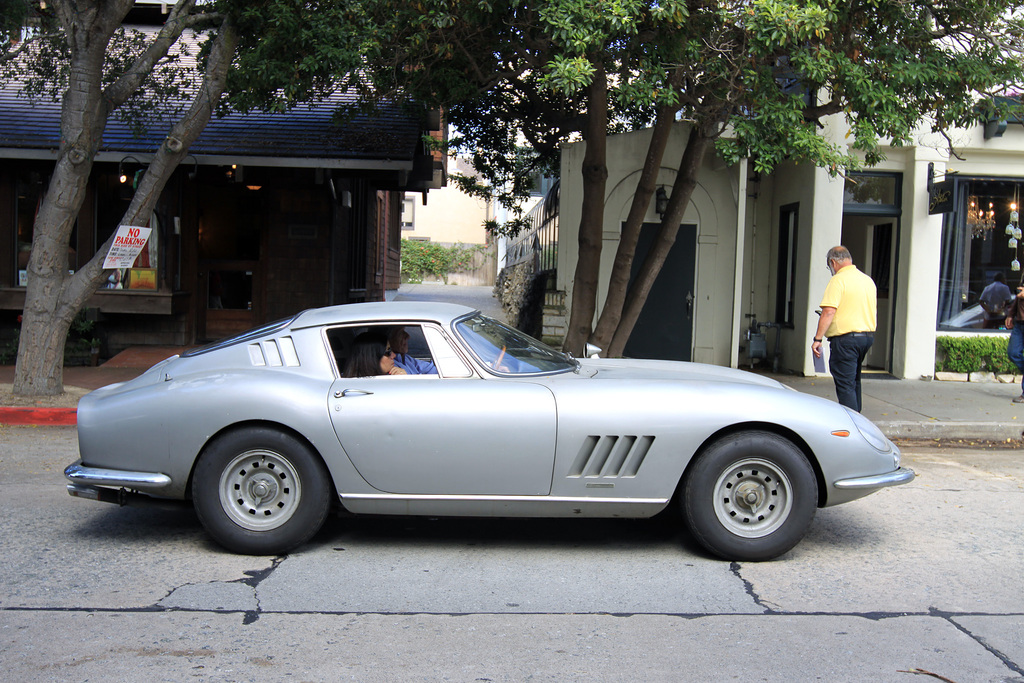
[
  {"x1": 0, "y1": 407, "x2": 77, "y2": 426},
  {"x1": 878, "y1": 420, "x2": 1023, "y2": 441}
]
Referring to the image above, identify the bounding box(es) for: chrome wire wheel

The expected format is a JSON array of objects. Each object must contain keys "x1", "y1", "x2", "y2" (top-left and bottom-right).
[
  {"x1": 712, "y1": 457, "x2": 793, "y2": 538},
  {"x1": 218, "y1": 449, "x2": 302, "y2": 532}
]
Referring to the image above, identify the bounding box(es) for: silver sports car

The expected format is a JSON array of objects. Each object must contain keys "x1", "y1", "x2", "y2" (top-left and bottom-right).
[{"x1": 65, "y1": 302, "x2": 913, "y2": 561}]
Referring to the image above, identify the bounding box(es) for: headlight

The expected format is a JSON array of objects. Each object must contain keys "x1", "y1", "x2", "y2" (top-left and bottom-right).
[{"x1": 848, "y1": 409, "x2": 892, "y2": 453}]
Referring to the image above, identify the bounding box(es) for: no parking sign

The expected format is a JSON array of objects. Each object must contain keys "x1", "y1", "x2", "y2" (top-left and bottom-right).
[{"x1": 103, "y1": 225, "x2": 152, "y2": 269}]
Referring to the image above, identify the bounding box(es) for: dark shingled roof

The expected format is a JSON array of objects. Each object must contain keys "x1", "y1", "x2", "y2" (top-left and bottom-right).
[{"x1": 0, "y1": 86, "x2": 425, "y2": 164}]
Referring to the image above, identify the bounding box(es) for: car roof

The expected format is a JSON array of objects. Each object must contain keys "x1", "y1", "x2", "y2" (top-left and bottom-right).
[{"x1": 289, "y1": 301, "x2": 479, "y2": 330}]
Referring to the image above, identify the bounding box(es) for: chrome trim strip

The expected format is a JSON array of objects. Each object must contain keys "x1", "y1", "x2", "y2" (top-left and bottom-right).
[
  {"x1": 833, "y1": 467, "x2": 915, "y2": 490},
  {"x1": 64, "y1": 462, "x2": 172, "y2": 489},
  {"x1": 342, "y1": 493, "x2": 669, "y2": 504}
]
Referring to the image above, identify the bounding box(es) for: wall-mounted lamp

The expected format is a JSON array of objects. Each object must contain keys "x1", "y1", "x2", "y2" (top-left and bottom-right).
[
  {"x1": 655, "y1": 186, "x2": 669, "y2": 219},
  {"x1": 185, "y1": 154, "x2": 198, "y2": 181},
  {"x1": 117, "y1": 156, "x2": 144, "y2": 189}
]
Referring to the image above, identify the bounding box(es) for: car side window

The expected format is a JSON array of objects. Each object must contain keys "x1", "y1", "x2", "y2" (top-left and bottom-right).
[{"x1": 326, "y1": 324, "x2": 445, "y2": 377}]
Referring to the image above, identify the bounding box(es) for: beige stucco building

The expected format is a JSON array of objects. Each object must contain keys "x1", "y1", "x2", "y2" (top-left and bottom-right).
[
  {"x1": 400, "y1": 157, "x2": 497, "y2": 287},
  {"x1": 555, "y1": 114, "x2": 1024, "y2": 379}
]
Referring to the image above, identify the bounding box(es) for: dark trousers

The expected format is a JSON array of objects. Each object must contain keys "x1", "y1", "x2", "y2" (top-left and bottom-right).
[
  {"x1": 828, "y1": 333, "x2": 874, "y2": 412},
  {"x1": 1009, "y1": 322, "x2": 1024, "y2": 395}
]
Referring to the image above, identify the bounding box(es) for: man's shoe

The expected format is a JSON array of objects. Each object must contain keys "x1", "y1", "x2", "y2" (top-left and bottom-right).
[{"x1": 1014, "y1": 394, "x2": 1024, "y2": 403}]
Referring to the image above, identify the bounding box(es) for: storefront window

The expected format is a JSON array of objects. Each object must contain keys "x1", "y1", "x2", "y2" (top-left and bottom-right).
[
  {"x1": 937, "y1": 178, "x2": 1023, "y2": 330},
  {"x1": 844, "y1": 174, "x2": 899, "y2": 208},
  {"x1": 96, "y1": 171, "x2": 159, "y2": 291},
  {"x1": 14, "y1": 172, "x2": 44, "y2": 286}
]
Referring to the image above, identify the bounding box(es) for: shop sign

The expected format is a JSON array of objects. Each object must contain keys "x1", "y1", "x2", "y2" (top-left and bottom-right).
[{"x1": 929, "y1": 179, "x2": 955, "y2": 214}]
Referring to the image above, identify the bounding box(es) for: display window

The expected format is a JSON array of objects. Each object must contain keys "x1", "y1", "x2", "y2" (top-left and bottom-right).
[{"x1": 937, "y1": 178, "x2": 1024, "y2": 330}]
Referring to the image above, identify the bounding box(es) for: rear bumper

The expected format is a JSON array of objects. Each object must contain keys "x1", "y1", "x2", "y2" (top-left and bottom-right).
[
  {"x1": 64, "y1": 460, "x2": 172, "y2": 490},
  {"x1": 833, "y1": 467, "x2": 916, "y2": 490}
]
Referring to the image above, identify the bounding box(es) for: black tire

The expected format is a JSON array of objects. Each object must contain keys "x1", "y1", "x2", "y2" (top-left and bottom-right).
[
  {"x1": 682, "y1": 430, "x2": 817, "y2": 561},
  {"x1": 192, "y1": 427, "x2": 331, "y2": 555}
]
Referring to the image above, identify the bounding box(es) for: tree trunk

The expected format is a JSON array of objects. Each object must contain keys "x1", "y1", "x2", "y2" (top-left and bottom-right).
[
  {"x1": 606, "y1": 126, "x2": 713, "y2": 358},
  {"x1": 561, "y1": 61, "x2": 608, "y2": 355},
  {"x1": 588, "y1": 104, "x2": 677, "y2": 353},
  {"x1": 13, "y1": 2, "x2": 124, "y2": 396},
  {"x1": 12, "y1": 12, "x2": 237, "y2": 397}
]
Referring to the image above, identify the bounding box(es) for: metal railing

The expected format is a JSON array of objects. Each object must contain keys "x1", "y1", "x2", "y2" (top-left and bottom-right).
[{"x1": 504, "y1": 180, "x2": 558, "y2": 273}]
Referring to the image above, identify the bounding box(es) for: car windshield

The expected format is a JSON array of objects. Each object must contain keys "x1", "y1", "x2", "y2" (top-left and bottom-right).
[{"x1": 454, "y1": 314, "x2": 576, "y2": 375}]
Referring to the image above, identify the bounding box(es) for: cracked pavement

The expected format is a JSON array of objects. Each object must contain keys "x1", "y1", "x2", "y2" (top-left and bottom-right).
[{"x1": 1, "y1": 426, "x2": 1022, "y2": 681}]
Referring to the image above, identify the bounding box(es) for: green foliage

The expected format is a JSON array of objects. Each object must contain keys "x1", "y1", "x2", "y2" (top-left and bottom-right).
[
  {"x1": 64, "y1": 311, "x2": 100, "y2": 365},
  {"x1": 355, "y1": 0, "x2": 1024, "y2": 229},
  {"x1": 0, "y1": 333, "x2": 16, "y2": 364},
  {"x1": 935, "y1": 335, "x2": 1018, "y2": 375},
  {"x1": 401, "y1": 239, "x2": 483, "y2": 284},
  {"x1": 0, "y1": 311, "x2": 99, "y2": 365}
]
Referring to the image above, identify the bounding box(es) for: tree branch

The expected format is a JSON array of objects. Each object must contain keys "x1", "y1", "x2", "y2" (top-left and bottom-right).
[{"x1": 102, "y1": 0, "x2": 205, "y2": 108}]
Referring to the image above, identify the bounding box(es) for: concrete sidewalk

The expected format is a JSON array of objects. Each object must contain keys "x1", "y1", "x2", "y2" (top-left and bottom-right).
[
  {"x1": 2, "y1": 282, "x2": 1022, "y2": 440},
  {"x1": 771, "y1": 372, "x2": 1023, "y2": 441}
]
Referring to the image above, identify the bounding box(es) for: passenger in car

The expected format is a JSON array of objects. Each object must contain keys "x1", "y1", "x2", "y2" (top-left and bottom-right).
[
  {"x1": 343, "y1": 332, "x2": 407, "y2": 377},
  {"x1": 387, "y1": 326, "x2": 438, "y2": 374}
]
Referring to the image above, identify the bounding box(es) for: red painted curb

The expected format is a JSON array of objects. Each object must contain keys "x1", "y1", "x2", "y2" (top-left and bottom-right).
[{"x1": 0, "y1": 407, "x2": 77, "y2": 426}]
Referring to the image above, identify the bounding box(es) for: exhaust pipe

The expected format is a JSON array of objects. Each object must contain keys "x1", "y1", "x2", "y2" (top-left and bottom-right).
[{"x1": 67, "y1": 484, "x2": 187, "y2": 511}]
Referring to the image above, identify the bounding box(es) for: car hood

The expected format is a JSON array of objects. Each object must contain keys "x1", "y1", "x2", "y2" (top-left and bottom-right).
[{"x1": 578, "y1": 358, "x2": 787, "y2": 389}]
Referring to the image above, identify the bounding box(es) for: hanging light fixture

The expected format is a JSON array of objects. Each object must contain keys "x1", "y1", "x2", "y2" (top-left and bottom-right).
[
  {"x1": 117, "y1": 156, "x2": 145, "y2": 189},
  {"x1": 1010, "y1": 186, "x2": 1022, "y2": 272},
  {"x1": 967, "y1": 194, "x2": 996, "y2": 238},
  {"x1": 655, "y1": 186, "x2": 669, "y2": 219}
]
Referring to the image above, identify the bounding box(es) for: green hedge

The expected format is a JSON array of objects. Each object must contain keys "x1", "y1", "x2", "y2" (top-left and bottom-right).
[
  {"x1": 400, "y1": 239, "x2": 482, "y2": 284},
  {"x1": 935, "y1": 335, "x2": 1018, "y2": 374}
]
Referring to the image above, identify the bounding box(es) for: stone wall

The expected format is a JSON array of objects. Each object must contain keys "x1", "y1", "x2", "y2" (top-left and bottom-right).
[{"x1": 495, "y1": 263, "x2": 553, "y2": 339}]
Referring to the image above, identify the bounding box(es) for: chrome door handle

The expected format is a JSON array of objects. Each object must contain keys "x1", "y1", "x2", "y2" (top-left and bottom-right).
[{"x1": 335, "y1": 389, "x2": 374, "y2": 398}]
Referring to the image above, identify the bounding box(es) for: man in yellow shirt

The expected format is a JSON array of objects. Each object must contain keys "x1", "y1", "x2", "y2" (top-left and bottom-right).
[{"x1": 811, "y1": 246, "x2": 877, "y2": 412}]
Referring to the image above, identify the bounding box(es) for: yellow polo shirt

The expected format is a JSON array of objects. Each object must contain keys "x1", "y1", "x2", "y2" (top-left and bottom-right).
[{"x1": 820, "y1": 265, "x2": 877, "y2": 337}]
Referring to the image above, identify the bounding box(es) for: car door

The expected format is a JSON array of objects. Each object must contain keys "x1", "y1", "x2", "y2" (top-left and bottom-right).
[{"x1": 327, "y1": 326, "x2": 557, "y2": 496}]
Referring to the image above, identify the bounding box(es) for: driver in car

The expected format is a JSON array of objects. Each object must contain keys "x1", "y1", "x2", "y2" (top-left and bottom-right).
[{"x1": 388, "y1": 326, "x2": 438, "y2": 375}]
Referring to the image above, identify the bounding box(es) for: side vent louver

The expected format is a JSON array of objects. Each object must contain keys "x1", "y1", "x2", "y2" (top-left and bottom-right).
[
  {"x1": 247, "y1": 337, "x2": 300, "y2": 368},
  {"x1": 568, "y1": 435, "x2": 655, "y2": 478}
]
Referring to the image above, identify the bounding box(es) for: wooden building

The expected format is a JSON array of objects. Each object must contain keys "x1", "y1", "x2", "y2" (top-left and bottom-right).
[{"x1": 0, "y1": 85, "x2": 444, "y2": 355}]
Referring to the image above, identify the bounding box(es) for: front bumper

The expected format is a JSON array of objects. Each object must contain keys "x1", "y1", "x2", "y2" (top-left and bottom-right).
[{"x1": 833, "y1": 467, "x2": 916, "y2": 490}]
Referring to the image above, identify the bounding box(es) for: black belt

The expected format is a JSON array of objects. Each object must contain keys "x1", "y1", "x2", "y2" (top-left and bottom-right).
[{"x1": 829, "y1": 332, "x2": 873, "y2": 340}]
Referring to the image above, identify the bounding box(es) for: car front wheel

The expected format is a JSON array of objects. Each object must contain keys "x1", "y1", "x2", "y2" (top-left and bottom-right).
[
  {"x1": 682, "y1": 430, "x2": 817, "y2": 561},
  {"x1": 192, "y1": 427, "x2": 331, "y2": 555}
]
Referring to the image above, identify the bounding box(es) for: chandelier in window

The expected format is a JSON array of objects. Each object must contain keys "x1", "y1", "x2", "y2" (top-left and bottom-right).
[{"x1": 967, "y1": 196, "x2": 996, "y2": 238}]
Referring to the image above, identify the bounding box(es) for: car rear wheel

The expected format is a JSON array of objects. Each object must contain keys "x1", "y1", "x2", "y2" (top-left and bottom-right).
[
  {"x1": 682, "y1": 430, "x2": 817, "y2": 561},
  {"x1": 192, "y1": 427, "x2": 331, "y2": 555}
]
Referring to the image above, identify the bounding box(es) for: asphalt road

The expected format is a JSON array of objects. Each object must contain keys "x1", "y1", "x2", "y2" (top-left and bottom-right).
[{"x1": 1, "y1": 427, "x2": 1022, "y2": 682}]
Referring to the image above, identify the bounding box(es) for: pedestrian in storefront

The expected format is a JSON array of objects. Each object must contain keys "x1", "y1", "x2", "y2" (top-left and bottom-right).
[
  {"x1": 811, "y1": 246, "x2": 877, "y2": 412},
  {"x1": 1005, "y1": 283, "x2": 1024, "y2": 403},
  {"x1": 980, "y1": 272, "x2": 1014, "y2": 329}
]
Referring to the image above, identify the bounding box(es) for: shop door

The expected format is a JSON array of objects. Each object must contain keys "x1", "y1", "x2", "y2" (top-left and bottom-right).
[
  {"x1": 839, "y1": 217, "x2": 900, "y2": 372},
  {"x1": 196, "y1": 185, "x2": 263, "y2": 341},
  {"x1": 623, "y1": 222, "x2": 698, "y2": 361},
  {"x1": 199, "y1": 263, "x2": 258, "y2": 340}
]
